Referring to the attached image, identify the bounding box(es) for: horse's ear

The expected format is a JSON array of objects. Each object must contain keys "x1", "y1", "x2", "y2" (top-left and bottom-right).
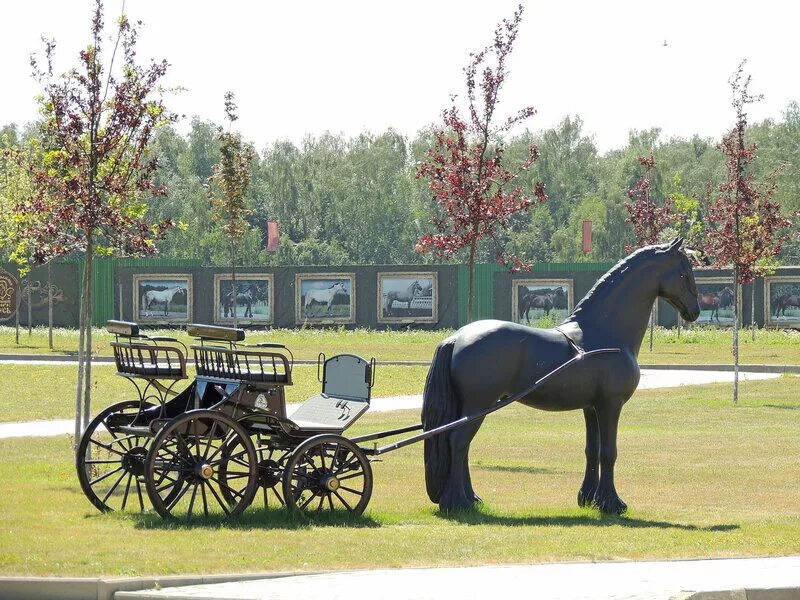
[{"x1": 668, "y1": 237, "x2": 683, "y2": 252}]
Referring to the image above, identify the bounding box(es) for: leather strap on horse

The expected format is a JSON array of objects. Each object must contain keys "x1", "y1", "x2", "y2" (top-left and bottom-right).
[{"x1": 555, "y1": 326, "x2": 585, "y2": 356}]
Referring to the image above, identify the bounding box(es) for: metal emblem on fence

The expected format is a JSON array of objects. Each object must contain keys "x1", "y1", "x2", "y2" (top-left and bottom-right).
[{"x1": 0, "y1": 268, "x2": 17, "y2": 321}]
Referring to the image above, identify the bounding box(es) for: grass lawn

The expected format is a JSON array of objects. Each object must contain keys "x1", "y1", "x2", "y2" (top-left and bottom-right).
[
  {"x1": 0, "y1": 376, "x2": 797, "y2": 576},
  {"x1": 0, "y1": 363, "x2": 430, "y2": 423},
  {"x1": 2, "y1": 325, "x2": 800, "y2": 365}
]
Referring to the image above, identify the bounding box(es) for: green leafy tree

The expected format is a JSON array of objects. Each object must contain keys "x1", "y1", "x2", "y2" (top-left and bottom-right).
[
  {"x1": 209, "y1": 92, "x2": 256, "y2": 326},
  {"x1": 21, "y1": 0, "x2": 175, "y2": 438}
]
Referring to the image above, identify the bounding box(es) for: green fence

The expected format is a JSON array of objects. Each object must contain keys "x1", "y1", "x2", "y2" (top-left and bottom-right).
[
  {"x1": 77, "y1": 258, "x2": 202, "y2": 325},
  {"x1": 456, "y1": 262, "x2": 615, "y2": 327},
  {"x1": 55, "y1": 258, "x2": 621, "y2": 327}
]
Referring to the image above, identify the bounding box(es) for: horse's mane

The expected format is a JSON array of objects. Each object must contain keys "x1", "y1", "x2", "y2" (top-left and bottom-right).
[{"x1": 563, "y1": 243, "x2": 668, "y2": 323}]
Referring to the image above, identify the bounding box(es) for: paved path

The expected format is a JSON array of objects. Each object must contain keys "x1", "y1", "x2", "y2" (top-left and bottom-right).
[
  {"x1": 116, "y1": 556, "x2": 800, "y2": 600},
  {"x1": 0, "y1": 369, "x2": 781, "y2": 440}
]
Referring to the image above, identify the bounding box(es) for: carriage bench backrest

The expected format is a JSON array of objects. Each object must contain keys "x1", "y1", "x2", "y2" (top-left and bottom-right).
[
  {"x1": 106, "y1": 320, "x2": 187, "y2": 380},
  {"x1": 320, "y1": 354, "x2": 374, "y2": 402},
  {"x1": 192, "y1": 345, "x2": 292, "y2": 385}
]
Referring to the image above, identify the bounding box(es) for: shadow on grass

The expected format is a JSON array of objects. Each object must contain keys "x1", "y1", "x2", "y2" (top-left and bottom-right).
[
  {"x1": 128, "y1": 506, "x2": 381, "y2": 531},
  {"x1": 474, "y1": 463, "x2": 562, "y2": 476},
  {"x1": 763, "y1": 404, "x2": 800, "y2": 410},
  {"x1": 436, "y1": 507, "x2": 738, "y2": 532}
]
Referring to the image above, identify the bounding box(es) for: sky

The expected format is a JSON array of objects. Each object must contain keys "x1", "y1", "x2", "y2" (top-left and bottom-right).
[{"x1": 2, "y1": 0, "x2": 799, "y2": 153}]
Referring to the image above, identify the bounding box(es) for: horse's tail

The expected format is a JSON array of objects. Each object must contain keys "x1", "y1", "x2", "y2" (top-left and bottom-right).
[
  {"x1": 422, "y1": 337, "x2": 459, "y2": 504},
  {"x1": 141, "y1": 292, "x2": 148, "y2": 310}
]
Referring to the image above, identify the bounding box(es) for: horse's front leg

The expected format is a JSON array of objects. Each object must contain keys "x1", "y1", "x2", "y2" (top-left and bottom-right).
[
  {"x1": 578, "y1": 407, "x2": 599, "y2": 507},
  {"x1": 593, "y1": 400, "x2": 627, "y2": 514}
]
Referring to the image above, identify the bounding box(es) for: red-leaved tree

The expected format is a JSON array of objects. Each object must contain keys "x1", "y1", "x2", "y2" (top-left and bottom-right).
[
  {"x1": 415, "y1": 4, "x2": 546, "y2": 322},
  {"x1": 22, "y1": 0, "x2": 175, "y2": 439},
  {"x1": 624, "y1": 155, "x2": 676, "y2": 252},
  {"x1": 624, "y1": 154, "x2": 677, "y2": 349},
  {"x1": 706, "y1": 61, "x2": 790, "y2": 404}
]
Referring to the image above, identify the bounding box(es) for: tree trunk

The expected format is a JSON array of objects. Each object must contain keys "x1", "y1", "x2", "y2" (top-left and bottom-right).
[
  {"x1": 118, "y1": 276, "x2": 124, "y2": 321},
  {"x1": 15, "y1": 278, "x2": 20, "y2": 346},
  {"x1": 74, "y1": 261, "x2": 89, "y2": 444},
  {"x1": 231, "y1": 240, "x2": 237, "y2": 329},
  {"x1": 732, "y1": 272, "x2": 739, "y2": 405},
  {"x1": 83, "y1": 243, "x2": 94, "y2": 432},
  {"x1": 48, "y1": 263, "x2": 53, "y2": 350},
  {"x1": 27, "y1": 281, "x2": 32, "y2": 336},
  {"x1": 467, "y1": 240, "x2": 476, "y2": 323},
  {"x1": 750, "y1": 283, "x2": 756, "y2": 342}
]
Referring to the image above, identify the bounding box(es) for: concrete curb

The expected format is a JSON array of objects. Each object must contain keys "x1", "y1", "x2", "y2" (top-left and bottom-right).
[{"x1": 0, "y1": 572, "x2": 316, "y2": 600}]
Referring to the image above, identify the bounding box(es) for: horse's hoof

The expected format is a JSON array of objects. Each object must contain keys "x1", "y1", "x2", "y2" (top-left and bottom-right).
[
  {"x1": 577, "y1": 488, "x2": 597, "y2": 507},
  {"x1": 595, "y1": 494, "x2": 627, "y2": 515}
]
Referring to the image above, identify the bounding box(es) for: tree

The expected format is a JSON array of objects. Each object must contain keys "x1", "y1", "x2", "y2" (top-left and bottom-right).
[
  {"x1": 624, "y1": 154, "x2": 677, "y2": 350},
  {"x1": 706, "y1": 62, "x2": 790, "y2": 404},
  {"x1": 209, "y1": 92, "x2": 256, "y2": 327},
  {"x1": 22, "y1": 0, "x2": 175, "y2": 439},
  {"x1": 416, "y1": 5, "x2": 545, "y2": 321}
]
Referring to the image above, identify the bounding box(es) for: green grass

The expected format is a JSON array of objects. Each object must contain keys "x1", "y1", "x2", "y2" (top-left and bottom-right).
[
  {"x1": 1, "y1": 377, "x2": 798, "y2": 576},
  {"x1": 0, "y1": 364, "x2": 430, "y2": 423},
  {"x1": 3, "y1": 324, "x2": 800, "y2": 365}
]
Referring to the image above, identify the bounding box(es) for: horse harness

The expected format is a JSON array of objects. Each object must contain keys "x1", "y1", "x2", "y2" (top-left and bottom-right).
[{"x1": 555, "y1": 326, "x2": 585, "y2": 357}]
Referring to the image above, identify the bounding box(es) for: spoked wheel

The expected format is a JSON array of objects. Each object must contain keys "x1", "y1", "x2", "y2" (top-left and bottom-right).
[
  {"x1": 282, "y1": 434, "x2": 373, "y2": 516},
  {"x1": 76, "y1": 400, "x2": 155, "y2": 513},
  {"x1": 221, "y1": 432, "x2": 290, "y2": 509},
  {"x1": 145, "y1": 410, "x2": 258, "y2": 519}
]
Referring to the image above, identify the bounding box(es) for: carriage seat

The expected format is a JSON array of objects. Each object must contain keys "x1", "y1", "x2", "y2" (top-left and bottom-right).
[
  {"x1": 288, "y1": 394, "x2": 370, "y2": 433},
  {"x1": 187, "y1": 323, "x2": 245, "y2": 342},
  {"x1": 106, "y1": 320, "x2": 188, "y2": 380},
  {"x1": 192, "y1": 344, "x2": 292, "y2": 384},
  {"x1": 288, "y1": 354, "x2": 374, "y2": 433}
]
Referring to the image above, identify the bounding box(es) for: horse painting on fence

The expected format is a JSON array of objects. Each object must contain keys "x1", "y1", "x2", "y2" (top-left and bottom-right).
[
  {"x1": 134, "y1": 275, "x2": 192, "y2": 323},
  {"x1": 765, "y1": 277, "x2": 800, "y2": 327},
  {"x1": 694, "y1": 278, "x2": 737, "y2": 326},
  {"x1": 295, "y1": 274, "x2": 355, "y2": 324},
  {"x1": 213, "y1": 274, "x2": 273, "y2": 324},
  {"x1": 378, "y1": 272, "x2": 437, "y2": 323},
  {"x1": 513, "y1": 279, "x2": 572, "y2": 326}
]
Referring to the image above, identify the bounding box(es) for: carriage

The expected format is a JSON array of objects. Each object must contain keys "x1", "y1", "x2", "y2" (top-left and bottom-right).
[
  {"x1": 76, "y1": 319, "x2": 619, "y2": 519},
  {"x1": 78, "y1": 240, "x2": 700, "y2": 519}
]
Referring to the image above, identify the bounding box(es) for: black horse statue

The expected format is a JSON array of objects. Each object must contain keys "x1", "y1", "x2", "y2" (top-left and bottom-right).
[{"x1": 422, "y1": 239, "x2": 700, "y2": 514}]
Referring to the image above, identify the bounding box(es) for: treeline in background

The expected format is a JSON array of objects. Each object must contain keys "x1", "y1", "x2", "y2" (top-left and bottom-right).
[{"x1": 2, "y1": 103, "x2": 799, "y2": 267}]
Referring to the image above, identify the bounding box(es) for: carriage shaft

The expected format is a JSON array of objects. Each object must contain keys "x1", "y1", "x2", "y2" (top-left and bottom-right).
[{"x1": 368, "y1": 348, "x2": 619, "y2": 457}]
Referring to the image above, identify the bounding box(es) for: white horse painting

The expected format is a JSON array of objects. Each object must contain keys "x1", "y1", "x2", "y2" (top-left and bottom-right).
[
  {"x1": 304, "y1": 281, "x2": 346, "y2": 317},
  {"x1": 141, "y1": 286, "x2": 186, "y2": 317}
]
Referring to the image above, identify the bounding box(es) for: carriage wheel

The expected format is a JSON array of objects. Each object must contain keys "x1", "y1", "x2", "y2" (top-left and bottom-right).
[
  {"x1": 144, "y1": 410, "x2": 258, "y2": 519},
  {"x1": 282, "y1": 435, "x2": 372, "y2": 516},
  {"x1": 76, "y1": 400, "x2": 156, "y2": 513},
  {"x1": 220, "y1": 432, "x2": 291, "y2": 508}
]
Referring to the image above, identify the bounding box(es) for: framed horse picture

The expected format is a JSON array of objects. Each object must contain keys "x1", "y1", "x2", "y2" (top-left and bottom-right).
[
  {"x1": 377, "y1": 272, "x2": 438, "y2": 324},
  {"x1": 764, "y1": 276, "x2": 800, "y2": 328},
  {"x1": 133, "y1": 274, "x2": 192, "y2": 324},
  {"x1": 512, "y1": 279, "x2": 573, "y2": 327},
  {"x1": 295, "y1": 273, "x2": 355, "y2": 325},
  {"x1": 213, "y1": 274, "x2": 274, "y2": 325},
  {"x1": 694, "y1": 276, "x2": 739, "y2": 326}
]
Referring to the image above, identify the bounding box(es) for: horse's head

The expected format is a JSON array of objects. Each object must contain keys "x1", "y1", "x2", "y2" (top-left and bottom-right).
[
  {"x1": 656, "y1": 238, "x2": 700, "y2": 322},
  {"x1": 333, "y1": 282, "x2": 346, "y2": 294}
]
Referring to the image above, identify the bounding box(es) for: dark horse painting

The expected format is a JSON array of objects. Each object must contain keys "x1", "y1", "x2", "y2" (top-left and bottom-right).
[{"x1": 422, "y1": 239, "x2": 700, "y2": 514}]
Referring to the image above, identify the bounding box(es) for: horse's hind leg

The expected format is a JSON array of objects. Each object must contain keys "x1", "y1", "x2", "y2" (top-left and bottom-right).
[
  {"x1": 578, "y1": 407, "x2": 600, "y2": 507},
  {"x1": 593, "y1": 400, "x2": 627, "y2": 514},
  {"x1": 439, "y1": 417, "x2": 483, "y2": 510}
]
